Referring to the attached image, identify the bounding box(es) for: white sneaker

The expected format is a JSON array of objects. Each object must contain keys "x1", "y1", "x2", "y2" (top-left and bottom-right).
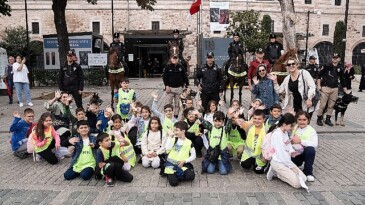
[
  {"x1": 19, "y1": 103, "x2": 24, "y2": 107},
  {"x1": 299, "y1": 164, "x2": 304, "y2": 170},
  {"x1": 27, "y1": 102, "x2": 33, "y2": 107},
  {"x1": 266, "y1": 166, "x2": 277, "y2": 181},
  {"x1": 307, "y1": 175, "x2": 315, "y2": 182}
]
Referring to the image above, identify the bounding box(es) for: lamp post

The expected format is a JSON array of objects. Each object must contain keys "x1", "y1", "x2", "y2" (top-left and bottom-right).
[
  {"x1": 341, "y1": 0, "x2": 349, "y2": 66},
  {"x1": 304, "y1": 10, "x2": 310, "y2": 66},
  {"x1": 24, "y1": 0, "x2": 32, "y2": 87},
  {"x1": 111, "y1": 0, "x2": 114, "y2": 35}
]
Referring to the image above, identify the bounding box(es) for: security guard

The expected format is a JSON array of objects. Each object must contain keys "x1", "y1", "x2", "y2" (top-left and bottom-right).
[
  {"x1": 196, "y1": 52, "x2": 224, "y2": 112},
  {"x1": 265, "y1": 34, "x2": 283, "y2": 66},
  {"x1": 59, "y1": 50, "x2": 84, "y2": 108},
  {"x1": 305, "y1": 56, "x2": 320, "y2": 80},
  {"x1": 168, "y1": 29, "x2": 186, "y2": 67},
  {"x1": 226, "y1": 32, "x2": 244, "y2": 73},
  {"x1": 110, "y1": 32, "x2": 129, "y2": 77}
]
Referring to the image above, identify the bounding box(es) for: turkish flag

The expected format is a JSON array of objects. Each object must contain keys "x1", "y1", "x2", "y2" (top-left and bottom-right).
[{"x1": 189, "y1": 0, "x2": 201, "y2": 15}]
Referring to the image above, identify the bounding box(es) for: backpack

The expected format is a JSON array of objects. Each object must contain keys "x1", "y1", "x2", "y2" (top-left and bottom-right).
[{"x1": 261, "y1": 129, "x2": 276, "y2": 160}]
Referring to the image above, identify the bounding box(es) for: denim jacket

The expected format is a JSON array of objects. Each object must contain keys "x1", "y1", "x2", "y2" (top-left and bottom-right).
[
  {"x1": 252, "y1": 77, "x2": 279, "y2": 109},
  {"x1": 68, "y1": 134, "x2": 98, "y2": 168}
]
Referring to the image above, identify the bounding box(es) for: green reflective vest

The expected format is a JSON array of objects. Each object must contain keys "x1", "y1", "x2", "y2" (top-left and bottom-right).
[
  {"x1": 116, "y1": 89, "x2": 135, "y2": 119},
  {"x1": 73, "y1": 143, "x2": 96, "y2": 173},
  {"x1": 164, "y1": 138, "x2": 192, "y2": 174},
  {"x1": 241, "y1": 124, "x2": 266, "y2": 167},
  {"x1": 34, "y1": 128, "x2": 53, "y2": 153}
]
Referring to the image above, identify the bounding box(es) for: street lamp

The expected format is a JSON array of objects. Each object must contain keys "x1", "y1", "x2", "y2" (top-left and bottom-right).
[
  {"x1": 304, "y1": 9, "x2": 320, "y2": 65},
  {"x1": 24, "y1": 0, "x2": 32, "y2": 86},
  {"x1": 341, "y1": 0, "x2": 349, "y2": 66},
  {"x1": 111, "y1": 0, "x2": 114, "y2": 35}
]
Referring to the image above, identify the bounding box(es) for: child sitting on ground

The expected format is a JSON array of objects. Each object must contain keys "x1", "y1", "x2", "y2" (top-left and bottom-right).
[
  {"x1": 184, "y1": 107, "x2": 204, "y2": 158},
  {"x1": 86, "y1": 93, "x2": 104, "y2": 135},
  {"x1": 114, "y1": 79, "x2": 136, "y2": 122},
  {"x1": 264, "y1": 104, "x2": 283, "y2": 132},
  {"x1": 141, "y1": 116, "x2": 166, "y2": 168},
  {"x1": 164, "y1": 121, "x2": 196, "y2": 186},
  {"x1": 96, "y1": 133, "x2": 133, "y2": 187},
  {"x1": 64, "y1": 120, "x2": 98, "y2": 180},
  {"x1": 9, "y1": 108, "x2": 35, "y2": 159}
]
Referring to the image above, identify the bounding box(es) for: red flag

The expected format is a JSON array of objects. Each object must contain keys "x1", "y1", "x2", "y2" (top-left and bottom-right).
[{"x1": 190, "y1": 0, "x2": 201, "y2": 15}]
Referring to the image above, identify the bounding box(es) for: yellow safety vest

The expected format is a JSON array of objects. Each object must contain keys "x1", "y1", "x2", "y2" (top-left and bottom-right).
[
  {"x1": 227, "y1": 127, "x2": 245, "y2": 149},
  {"x1": 116, "y1": 89, "x2": 135, "y2": 119},
  {"x1": 162, "y1": 117, "x2": 174, "y2": 134},
  {"x1": 241, "y1": 124, "x2": 266, "y2": 167},
  {"x1": 111, "y1": 134, "x2": 137, "y2": 167},
  {"x1": 72, "y1": 143, "x2": 96, "y2": 173},
  {"x1": 164, "y1": 138, "x2": 192, "y2": 174},
  {"x1": 34, "y1": 128, "x2": 53, "y2": 153},
  {"x1": 293, "y1": 125, "x2": 315, "y2": 142}
]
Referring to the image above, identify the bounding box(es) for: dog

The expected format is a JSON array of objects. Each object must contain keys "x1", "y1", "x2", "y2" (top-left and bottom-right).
[{"x1": 333, "y1": 92, "x2": 359, "y2": 126}]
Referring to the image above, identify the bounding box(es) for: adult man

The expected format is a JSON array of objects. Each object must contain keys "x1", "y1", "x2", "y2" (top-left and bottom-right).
[
  {"x1": 247, "y1": 48, "x2": 271, "y2": 90},
  {"x1": 305, "y1": 56, "x2": 320, "y2": 80},
  {"x1": 316, "y1": 53, "x2": 344, "y2": 126},
  {"x1": 226, "y1": 32, "x2": 244, "y2": 73},
  {"x1": 2, "y1": 56, "x2": 14, "y2": 104},
  {"x1": 265, "y1": 34, "x2": 283, "y2": 66},
  {"x1": 59, "y1": 50, "x2": 84, "y2": 108},
  {"x1": 162, "y1": 54, "x2": 189, "y2": 118},
  {"x1": 168, "y1": 29, "x2": 186, "y2": 67},
  {"x1": 196, "y1": 52, "x2": 224, "y2": 111},
  {"x1": 110, "y1": 32, "x2": 129, "y2": 77}
]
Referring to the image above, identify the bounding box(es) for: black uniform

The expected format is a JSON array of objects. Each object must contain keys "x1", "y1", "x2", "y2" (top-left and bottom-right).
[
  {"x1": 359, "y1": 64, "x2": 365, "y2": 91},
  {"x1": 59, "y1": 62, "x2": 84, "y2": 108},
  {"x1": 305, "y1": 63, "x2": 320, "y2": 80},
  {"x1": 228, "y1": 41, "x2": 244, "y2": 59},
  {"x1": 110, "y1": 41, "x2": 129, "y2": 77},
  {"x1": 162, "y1": 63, "x2": 189, "y2": 88},
  {"x1": 265, "y1": 42, "x2": 283, "y2": 65},
  {"x1": 318, "y1": 63, "x2": 344, "y2": 88},
  {"x1": 196, "y1": 63, "x2": 224, "y2": 111}
]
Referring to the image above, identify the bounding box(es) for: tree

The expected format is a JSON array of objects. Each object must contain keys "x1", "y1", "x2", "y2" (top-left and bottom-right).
[
  {"x1": 0, "y1": 26, "x2": 27, "y2": 57},
  {"x1": 226, "y1": 10, "x2": 272, "y2": 53},
  {"x1": 53, "y1": 0, "x2": 156, "y2": 65},
  {"x1": 278, "y1": 0, "x2": 297, "y2": 49},
  {"x1": 261, "y1": 15, "x2": 272, "y2": 34},
  {"x1": 333, "y1": 21, "x2": 345, "y2": 57},
  {"x1": 0, "y1": 0, "x2": 11, "y2": 16}
]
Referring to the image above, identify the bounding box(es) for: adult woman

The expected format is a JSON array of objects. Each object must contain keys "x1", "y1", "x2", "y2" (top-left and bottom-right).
[
  {"x1": 343, "y1": 63, "x2": 355, "y2": 94},
  {"x1": 274, "y1": 57, "x2": 317, "y2": 118},
  {"x1": 251, "y1": 64, "x2": 279, "y2": 115},
  {"x1": 13, "y1": 56, "x2": 33, "y2": 107}
]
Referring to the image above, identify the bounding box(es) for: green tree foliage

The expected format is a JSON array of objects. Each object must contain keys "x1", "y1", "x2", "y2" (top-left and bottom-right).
[
  {"x1": 226, "y1": 10, "x2": 272, "y2": 53},
  {"x1": 333, "y1": 21, "x2": 345, "y2": 57},
  {"x1": 0, "y1": 0, "x2": 11, "y2": 16},
  {"x1": 0, "y1": 26, "x2": 27, "y2": 56},
  {"x1": 261, "y1": 15, "x2": 272, "y2": 34}
]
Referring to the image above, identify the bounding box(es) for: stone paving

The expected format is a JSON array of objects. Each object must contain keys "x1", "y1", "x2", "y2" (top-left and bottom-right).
[{"x1": 0, "y1": 78, "x2": 365, "y2": 204}]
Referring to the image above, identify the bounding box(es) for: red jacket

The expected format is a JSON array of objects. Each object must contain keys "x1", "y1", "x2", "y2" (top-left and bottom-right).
[{"x1": 248, "y1": 59, "x2": 271, "y2": 80}]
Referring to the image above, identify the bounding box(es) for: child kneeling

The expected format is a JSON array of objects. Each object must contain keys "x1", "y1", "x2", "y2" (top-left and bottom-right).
[
  {"x1": 96, "y1": 133, "x2": 133, "y2": 187},
  {"x1": 64, "y1": 120, "x2": 97, "y2": 180},
  {"x1": 164, "y1": 121, "x2": 196, "y2": 187}
]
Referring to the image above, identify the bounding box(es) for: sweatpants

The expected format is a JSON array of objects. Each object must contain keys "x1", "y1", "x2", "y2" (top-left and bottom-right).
[
  {"x1": 270, "y1": 160, "x2": 307, "y2": 188},
  {"x1": 240, "y1": 157, "x2": 266, "y2": 174},
  {"x1": 142, "y1": 156, "x2": 160, "y2": 168},
  {"x1": 292, "y1": 146, "x2": 316, "y2": 176},
  {"x1": 64, "y1": 167, "x2": 94, "y2": 180},
  {"x1": 167, "y1": 169, "x2": 195, "y2": 187},
  {"x1": 104, "y1": 162, "x2": 133, "y2": 182},
  {"x1": 37, "y1": 139, "x2": 58, "y2": 165}
]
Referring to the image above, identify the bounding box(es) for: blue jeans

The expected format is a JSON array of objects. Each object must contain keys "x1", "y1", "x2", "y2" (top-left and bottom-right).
[
  {"x1": 64, "y1": 167, "x2": 94, "y2": 180},
  {"x1": 206, "y1": 160, "x2": 228, "y2": 175},
  {"x1": 292, "y1": 146, "x2": 316, "y2": 176},
  {"x1": 7, "y1": 79, "x2": 14, "y2": 102},
  {"x1": 14, "y1": 82, "x2": 31, "y2": 103}
]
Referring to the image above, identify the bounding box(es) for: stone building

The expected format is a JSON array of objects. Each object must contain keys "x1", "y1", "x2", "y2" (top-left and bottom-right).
[{"x1": 1, "y1": 0, "x2": 364, "y2": 77}]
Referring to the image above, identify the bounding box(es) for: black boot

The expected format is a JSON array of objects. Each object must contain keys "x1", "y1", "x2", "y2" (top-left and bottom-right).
[
  {"x1": 316, "y1": 116, "x2": 323, "y2": 126},
  {"x1": 325, "y1": 115, "x2": 334, "y2": 126}
]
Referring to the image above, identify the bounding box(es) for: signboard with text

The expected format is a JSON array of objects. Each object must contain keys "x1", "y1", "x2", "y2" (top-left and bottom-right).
[{"x1": 88, "y1": 53, "x2": 107, "y2": 66}]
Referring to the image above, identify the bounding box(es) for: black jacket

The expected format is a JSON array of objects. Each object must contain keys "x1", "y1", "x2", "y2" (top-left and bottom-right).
[
  {"x1": 305, "y1": 64, "x2": 320, "y2": 80},
  {"x1": 265, "y1": 42, "x2": 283, "y2": 64},
  {"x1": 59, "y1": 62, "x2": 84, "y2": 91},
  {"x1": 228, "y1": 41, "x2": 244, "y2": 59},
  {"x1": 162, "y1": 63, "x2": 189, "y2": 88},
  {"x1": 196, "y1": 63, "x2": 224, "y2": 93},
  {"x1": 318, "y1": 63, "x2": 344, "y2": 88}
]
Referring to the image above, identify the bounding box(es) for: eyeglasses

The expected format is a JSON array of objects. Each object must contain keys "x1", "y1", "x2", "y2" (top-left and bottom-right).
[
  {"x1": 286, "y1": 63, "x2": 296, "y2": 67},
  {"x1": 207, "y1": 56, "x2": 213, "y2": 59},
  {"x1": 164, "y1": 109, "x2": 173, "y2": 112}
]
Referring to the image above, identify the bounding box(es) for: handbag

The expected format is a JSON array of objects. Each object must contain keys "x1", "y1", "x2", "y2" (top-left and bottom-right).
[{"x1": 302, "y1": 71, "x2": 321, "y2": 109}]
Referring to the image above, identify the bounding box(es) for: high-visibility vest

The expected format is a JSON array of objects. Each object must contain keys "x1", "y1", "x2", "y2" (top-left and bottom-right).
[
  {"x1": 34, "y1": 128, "x2": 53, "y2": 153},
  {"x1": 72, "y1": 143, "x2": 96, "y2": 173},
  {"x1": 241, "y1": 124, "x2": 266, "y2": 167},
  {"x1": 116, "y1": 89, "x2": 135, "y2": 119},
  {"x1": 164, "y1": 138, "x2": 192, "y2": 174}
]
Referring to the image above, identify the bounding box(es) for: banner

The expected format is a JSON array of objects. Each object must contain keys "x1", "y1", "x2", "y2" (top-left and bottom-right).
[{"x1": 210, "y1": 2, "x2": 229, "y2": 31}]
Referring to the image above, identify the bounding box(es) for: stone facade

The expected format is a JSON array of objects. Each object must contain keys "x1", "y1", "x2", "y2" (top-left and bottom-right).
[{"x1": 1, "y1": 0, "x2": 364, "y2": 66}]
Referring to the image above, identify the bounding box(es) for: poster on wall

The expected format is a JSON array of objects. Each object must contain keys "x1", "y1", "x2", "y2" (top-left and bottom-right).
[{"x1": 210, "y1": 2, "x2": 229, "y2": 31}]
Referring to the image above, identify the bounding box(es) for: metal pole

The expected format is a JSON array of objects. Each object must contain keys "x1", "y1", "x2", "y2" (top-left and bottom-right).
[
  {"x1": 25, "y1": 0, "x2": 32, "y2": 87},
  {"x1": 341, "y1": 0, "x2": 349, "y2": 66},
  {"x1": 111, "y1": 0, "x2": 114, "y2": 35},
  {"x1": 304, "y1": 10, "x2": 310, "y2": 66}
]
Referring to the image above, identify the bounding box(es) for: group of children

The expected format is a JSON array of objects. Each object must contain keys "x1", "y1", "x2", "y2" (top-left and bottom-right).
[{"x1": 9, "y1": 79, "x2": 318, "y2": 189}]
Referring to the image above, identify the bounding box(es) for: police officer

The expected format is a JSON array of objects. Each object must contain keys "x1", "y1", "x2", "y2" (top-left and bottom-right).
[
  {"x1": 226, "y1": 32, "x2": 244, "y2": 72},
  {"x1": 162, "y1": 54, "x2": 189, "y2": 118},
  {"x1": 110, "y1": 32, "x2": 129, "y2": 77},
  {"x1": 196, "y1": 52, "x2": 224, "y2": 112},
  {"x1": 265, "y1": 34, "x2": 283, "y2": 66},
  {"x1": 316, "y1": 53, "x2": 344, "y2": 126},
  {"x1": 59, "y1": 50, "x2": 84, "y2": 108},
  {"x1": 168, "y1": 29, "x2": 186, "y2": 68},
  {"x1": 305, "y1": 56, "x2": 320, "y2": 80}
]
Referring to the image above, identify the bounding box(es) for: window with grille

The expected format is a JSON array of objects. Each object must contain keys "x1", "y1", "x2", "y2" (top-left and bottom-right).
[
  {"x1": 305, "y1": 0, "x2": 312, "y2": 4},
  {"x1": 92, "y1": 22, "x2": 100, "y2": 34},
  {"x1": 32, "y1": 22, "x2": 39, "y2": 34},
  {"x1": 152, "y1": 21, "x2": 160, "y2": 30},
  {"x1": 322, "y1": 24, "x2": 329, "y2": 36},
  {"x1": 335, "y1": 0, "x2": 341, "y2": 6}
]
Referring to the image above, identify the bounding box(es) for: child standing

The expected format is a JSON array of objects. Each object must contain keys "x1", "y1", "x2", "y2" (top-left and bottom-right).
[
  {"x1": 199, "y1": 111, "x2": 232, "y2": 175},
  {"x1": 266, "y1": 113, "x2": 307, "y2": 189},
  {"x1": 108, "y1": 114, "x2": 137, "y2": 171},
  {"x1": 29, "y1": 112, "x2": 61, "y2": 164},
  {"x1": 235, "y1": 109, "x2": 267, "y2": 174},
  {"x1": 96, "y1": 133, "x2": 133, "y2": 187},
  {"x1": 291, "y1": 111, "x2": 318, "y2": 182},
  {"x1": 115, "y1": 79, "x2": 136, "y2": 122},
  {"x1": 151, "y1": 93, "x2": 178, "y2": 134},
  {"x1": 9, "y1": 108, "x2": 35, "y2": 158},
  {"x1": 64, "y1": 120, "x2": 97, "y2": 180},
  {"x1": 164, "y1": 121, "x2": 196, "y2": 186},
  {"x1": 141, "y1": 116, "x2": 166, "y2": 168}
]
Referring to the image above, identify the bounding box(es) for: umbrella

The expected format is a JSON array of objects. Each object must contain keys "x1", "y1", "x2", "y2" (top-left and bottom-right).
[{"x1": 2, "y1": 78, "x2": 12, "y2": 97}]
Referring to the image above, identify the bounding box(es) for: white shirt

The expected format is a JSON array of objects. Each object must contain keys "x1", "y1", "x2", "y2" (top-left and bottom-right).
[
  {"x1": 165, "y1": 137, "x2": 196, "y2": 163},
  {"x1": 12, "y1": 62, "x2": 29, "y2": 83},
  {"x1": 270, "y1": 128, "x2": 296, "y2": 168},
  {"x1": 141, "y1": 130, "x2": 166, "y2": 155}
]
